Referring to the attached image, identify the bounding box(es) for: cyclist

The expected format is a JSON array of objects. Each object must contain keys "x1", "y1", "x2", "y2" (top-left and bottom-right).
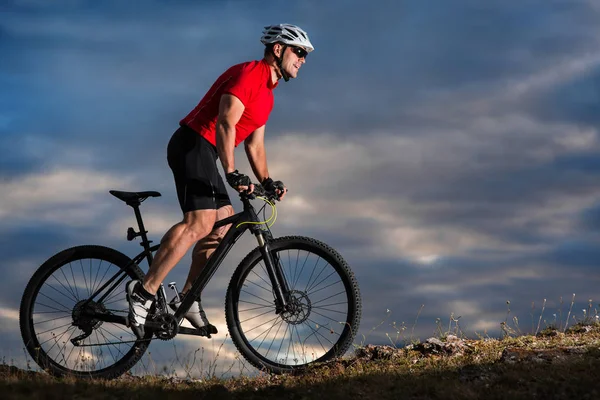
[{"x1": 126, "y1": 24, "x2": 315, "y2": 339}]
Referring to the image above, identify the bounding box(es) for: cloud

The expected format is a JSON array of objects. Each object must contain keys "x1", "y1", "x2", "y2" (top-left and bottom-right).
[
  {"x1": 0, "y1": 168, "x2": 133, "y2": 225},
  {"x1": 0, "y1": 306, "x2": 19, "y2": 323},
  {"x1": 3, "y1": 0, "x2": 600, "y2": 375}
]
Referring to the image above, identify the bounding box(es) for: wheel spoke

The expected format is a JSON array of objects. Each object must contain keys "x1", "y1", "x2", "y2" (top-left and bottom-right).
[
  {"x1": 238, "y1": 299, "x2": 273, "y2": 308},
  {"x1": 313, "y1": 301, "x2": 348, "y2": 308},
  {"x1": 35, "y1": 321, "x2": 74, "y2": 336},
  {"x1": 292, "y1": 250, "x2": 310, "y2": 290},
  {"x1": 254, "y1": 317, "x2": 282, "y2": 352},
  {"x1": 301, "y1": 320, "x2": 329, "y2": 354},
  {"x1": 311, "y1": 308, "x2": 345, "y2": 325},
  {"x1": 92, "y1": 260, "x2": 112, "y2": 297},
  {"x1": 240, "y1": 289, "x2": 273, "y2": 306},
  {"x1": 59, "y1": 267, "x2": 79, "y2": 301},
  {"x1": 307, "y1": 272, "x2": 338, "y2": 294},
  {"x1": 311, "y1": 290, "x2": 348, "y2": 306},
  {"x1": 251, "y1": 267, "x2": 272, "y2": 289},
  {"x1": 306, "y1": 318, "x2": 337, "y2": 345},
  {"x1": 34, "y1": 303, "x2": 70, "y2": 315},
  {"x1": 39, "y1": 325, "x2": 76, "y2": 348},
  {"x1": 43, "y1": 324, "x2": 76, "y2": 354},
  {"x1": 313, "y1": 307, "x2": 348, "y2": 315},
  {"x1": 68, "y1": 263, "x2": 80, "y2": 300},
  {"x1": 240, "y1": 308, "x2": 276, "y2": 325},
  {"x1": 243, "y1": 315, "x2": 281, "y2": 335},
  {"x1": 239, "y1": 304, "x2": 273, "y2": 313},
  {"x1": 265, "y1": 318, "x2": 286, "y2": 359},
  {"x1": 36, "y1": 292, "x2": 71, "y2": 314},
  {"x1": 245, "y1": 278, "x2": 272, "y2": 294},
  {"x1": 248, "y1": 315, "x2": 283, "y2": 342},
  {"x1": 79, "y1": 259, "x2": 90, "y2": 297},
  {"x1": 34, "y1": 314, "x2": 72, "y2": 326},
  {"x1": 305, "y1": 261, "x2": 328, "y2": 294},
  {"x1": 49, "y1": 275, "x2": 78, "y2": 303}
]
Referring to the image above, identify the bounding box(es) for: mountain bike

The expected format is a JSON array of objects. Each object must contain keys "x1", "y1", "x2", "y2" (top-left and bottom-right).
[{"x1": 19, "y1": 185, "x2": 361, "y2": 379}]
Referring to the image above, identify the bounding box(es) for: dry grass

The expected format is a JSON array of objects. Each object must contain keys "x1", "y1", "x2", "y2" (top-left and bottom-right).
[
  {"x1": 4, "y1": 298, "x2": 600, "y2": 400},
  {"x1": 3, "y1": 321, "x2": 600, "y2": 399}
]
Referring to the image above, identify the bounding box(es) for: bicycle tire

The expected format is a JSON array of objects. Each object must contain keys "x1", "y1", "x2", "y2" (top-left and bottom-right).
[
  {"x1": 19, "y1": 245, "x2": 150, "y2": 379},
  {"x1": 225, "y1": 236, "x2": 361, "y2": 374}
]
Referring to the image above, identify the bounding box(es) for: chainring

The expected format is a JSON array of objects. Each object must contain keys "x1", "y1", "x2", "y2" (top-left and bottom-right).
[{"x1": 151, "y1": 313, "x2": 179, "y2": 340}]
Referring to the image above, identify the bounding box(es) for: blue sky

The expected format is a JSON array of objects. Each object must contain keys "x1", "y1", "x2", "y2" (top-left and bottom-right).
[{"x1": 2, "y1": 0, "x2": 600, "y2": 376}]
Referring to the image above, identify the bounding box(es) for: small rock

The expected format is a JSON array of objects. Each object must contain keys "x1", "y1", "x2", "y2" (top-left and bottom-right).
[
  {"x1": 426, "y1": 337, "x2": 444, "y2": 347},
  {"x1": 355, "y1": 344, "x2": 403, "y2": 360}
]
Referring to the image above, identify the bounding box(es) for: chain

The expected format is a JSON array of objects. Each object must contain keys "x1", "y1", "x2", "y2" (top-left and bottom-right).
[{"x1": 73, "y1": 338, "x2": 153, "y2": 347}]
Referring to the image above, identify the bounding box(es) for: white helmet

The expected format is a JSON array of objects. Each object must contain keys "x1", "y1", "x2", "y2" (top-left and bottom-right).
[{"x1": 260, "y1": 24, "x2": 314, "y2": 52}]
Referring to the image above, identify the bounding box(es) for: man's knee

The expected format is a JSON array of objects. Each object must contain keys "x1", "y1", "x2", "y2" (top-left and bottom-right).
[
  {"x1": 182, "y1": 209, "x2": 217, "y2": 242},
  {"x1": 219, "y1": 205, "x2": 235, "y2": 219},
  {"x1": 215, "y1": 205, "x2": 234, "y2": 237}
]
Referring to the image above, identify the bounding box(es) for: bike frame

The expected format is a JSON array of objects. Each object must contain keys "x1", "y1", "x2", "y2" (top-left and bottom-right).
[{"x1": 86, "y1": 194, "x2": 291, "y2": 335}]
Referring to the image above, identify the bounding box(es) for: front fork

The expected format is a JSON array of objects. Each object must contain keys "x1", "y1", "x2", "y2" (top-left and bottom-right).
[{"x1": 253, "y1": 229, "x2": 291, "y2": 314}]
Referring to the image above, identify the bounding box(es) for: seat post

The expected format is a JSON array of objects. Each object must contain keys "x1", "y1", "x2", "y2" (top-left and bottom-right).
[{"x1": 129, "y1": 201, "x2": 153, "y2": 256}]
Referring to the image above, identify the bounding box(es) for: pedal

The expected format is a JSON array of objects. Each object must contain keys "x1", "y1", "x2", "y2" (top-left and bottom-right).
[{"x1": 198, "y1": 324, "x2": 218, "y2": 338}]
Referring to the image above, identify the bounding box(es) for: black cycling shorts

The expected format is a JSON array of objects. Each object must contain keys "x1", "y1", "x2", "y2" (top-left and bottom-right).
[{"x1": 167, "y1": 125, "x2": 231, "y2": 212}]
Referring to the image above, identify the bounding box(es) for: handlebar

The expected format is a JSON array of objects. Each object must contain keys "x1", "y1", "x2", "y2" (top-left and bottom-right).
[{"x1": 239, "y1": 184, "x2": 282, "y2": 202}]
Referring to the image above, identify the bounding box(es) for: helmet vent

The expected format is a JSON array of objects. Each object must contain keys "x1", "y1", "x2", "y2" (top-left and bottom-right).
[{"x1": 260, "y1": 24, "x2": 314, "y2": 52}]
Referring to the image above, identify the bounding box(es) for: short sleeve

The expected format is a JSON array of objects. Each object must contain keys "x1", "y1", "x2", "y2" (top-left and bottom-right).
[{"x1": 223, "y1": 63, "x2": 258, "y2": 106}]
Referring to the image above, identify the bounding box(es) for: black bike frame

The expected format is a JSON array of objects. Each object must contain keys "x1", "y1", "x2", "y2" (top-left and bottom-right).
[{"x1": 88, "y1": 195, "x2": 292, "y2": 332}]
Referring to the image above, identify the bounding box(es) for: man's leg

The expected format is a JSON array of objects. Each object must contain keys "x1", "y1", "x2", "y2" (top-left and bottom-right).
[
  {"x1": 127, "y1": 209, "x2": 217, "y2": 338},
  {"x1": 181, "y1": 205, "x2": 235, "y2": 294},
  {"x1": 143, "y1": 208, "x2": 218, "y2": 295}
]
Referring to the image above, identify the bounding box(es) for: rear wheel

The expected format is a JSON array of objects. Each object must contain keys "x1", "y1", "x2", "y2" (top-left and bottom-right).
[
  {"x1": 225, "y1": 236, "x2": 361, "y2": 374},
  {"x1": 19, "y1": 245, "x2": 151, "y2": 379}
]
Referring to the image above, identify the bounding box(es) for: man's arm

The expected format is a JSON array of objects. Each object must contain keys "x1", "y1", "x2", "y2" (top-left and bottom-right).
[
  {"x1": 216, "y1": 94, "x2": 245, "y2": 174},
  {"x1": 244, "y1": 125, "x2": 269, "y2": 183}
]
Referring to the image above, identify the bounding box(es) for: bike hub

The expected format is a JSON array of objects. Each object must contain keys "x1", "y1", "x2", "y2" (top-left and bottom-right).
[
  {"x1": 281, "y1": 290, "x2": 311, "y2": 325},
  {"x1": 72, "y1": 300, "x2": 105, "y2": 331}
]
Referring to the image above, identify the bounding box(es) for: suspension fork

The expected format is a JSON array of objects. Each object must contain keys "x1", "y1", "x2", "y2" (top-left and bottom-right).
[{"x1": 253, "y1": 229, "x2": 291, "y2": 313}]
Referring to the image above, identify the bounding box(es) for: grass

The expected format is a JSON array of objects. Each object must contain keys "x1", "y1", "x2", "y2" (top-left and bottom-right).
[{"x1": 3, "y1": 299, "x2": 600, "y2": 400}]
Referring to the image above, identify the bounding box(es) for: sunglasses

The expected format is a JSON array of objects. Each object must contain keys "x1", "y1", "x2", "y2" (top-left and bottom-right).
[{"x1": 290, "y1": 46, "x2": 308, "y2": 59}]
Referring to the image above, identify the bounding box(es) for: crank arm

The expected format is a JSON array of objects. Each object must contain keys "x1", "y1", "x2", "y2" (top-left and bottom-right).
[{"x1": 178, "y1": 325, "x2": 218, "y2": 338}]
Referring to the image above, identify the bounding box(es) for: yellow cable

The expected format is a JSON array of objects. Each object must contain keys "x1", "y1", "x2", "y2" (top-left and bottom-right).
[
  {"x1": 268, "y1": 198, "x2": 278, "y2": 228},
  {"x1": 261, "y1": 196, "x2": 278, "y2": 228},
  {"x1": 235, "y1": 196, "x2": 277, "y2": 229}
]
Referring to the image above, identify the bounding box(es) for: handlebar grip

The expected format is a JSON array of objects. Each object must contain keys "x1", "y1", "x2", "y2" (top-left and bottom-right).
[{"x1": 239, "y1": 183, "x2": 280, "y2": 201}]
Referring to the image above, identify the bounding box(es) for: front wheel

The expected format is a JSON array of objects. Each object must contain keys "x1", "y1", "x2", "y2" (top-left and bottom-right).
[
  {"x1": 19, "y1": 245, "x2": 150, "y2": 379},
  {"x1": 225, "y1": 236, "x2": 361, "y2": 374}
]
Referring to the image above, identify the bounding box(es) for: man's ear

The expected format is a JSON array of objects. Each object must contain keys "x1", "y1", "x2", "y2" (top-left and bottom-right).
[{"x1": 273, "y1": 43, "x2": 283, "y2": 58}]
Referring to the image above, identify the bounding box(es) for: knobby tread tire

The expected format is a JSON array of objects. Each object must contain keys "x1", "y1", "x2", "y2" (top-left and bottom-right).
[
  {"x1": 19, "y1": 245, "x2": 149, "y2": 379},
  {"x1": 225, "y1": 236, "x2": 362, "y2": 374}
]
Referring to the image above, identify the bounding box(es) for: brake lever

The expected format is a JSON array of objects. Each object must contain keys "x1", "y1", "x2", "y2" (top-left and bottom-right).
[{"x1": 239, "y1": 184, "x2": 283, "y2": 202}]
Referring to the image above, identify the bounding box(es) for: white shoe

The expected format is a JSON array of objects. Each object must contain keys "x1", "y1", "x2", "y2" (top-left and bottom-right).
[
  {"x1": 169, "y1": 294, "x2": 217, "y2": 333},
  {"x1": 126, "y1": 280, "x2": 153, "y2": 339}
]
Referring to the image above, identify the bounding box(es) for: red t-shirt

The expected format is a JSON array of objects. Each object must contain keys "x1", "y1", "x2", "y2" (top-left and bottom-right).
[{"x1": 180, "y1": 59, "x2": 278, "y2": 147}]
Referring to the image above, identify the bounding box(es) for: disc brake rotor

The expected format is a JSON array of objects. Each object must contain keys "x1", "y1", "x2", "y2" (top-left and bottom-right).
[{"x1": 281, "y1": 290, "x2": 311, "y2": 325}]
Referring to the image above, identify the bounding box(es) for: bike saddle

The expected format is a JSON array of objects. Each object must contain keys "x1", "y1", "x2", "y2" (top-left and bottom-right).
[{"x1": 110, "y1": 190, "x2": 161, "y2": 205}]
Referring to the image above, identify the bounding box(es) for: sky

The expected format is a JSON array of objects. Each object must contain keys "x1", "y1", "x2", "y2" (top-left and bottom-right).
[{"x1": 2, "y1": 0, "x2": 600, "y2": 378}]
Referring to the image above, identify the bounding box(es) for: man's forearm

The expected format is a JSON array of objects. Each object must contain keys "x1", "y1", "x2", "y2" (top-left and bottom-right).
[
  {"x1": 216, "y1": 121, "x2": 236, "y2": 173},
  {"x1": 245, "y1": 144, "x2": 269, "y2": 183}
]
